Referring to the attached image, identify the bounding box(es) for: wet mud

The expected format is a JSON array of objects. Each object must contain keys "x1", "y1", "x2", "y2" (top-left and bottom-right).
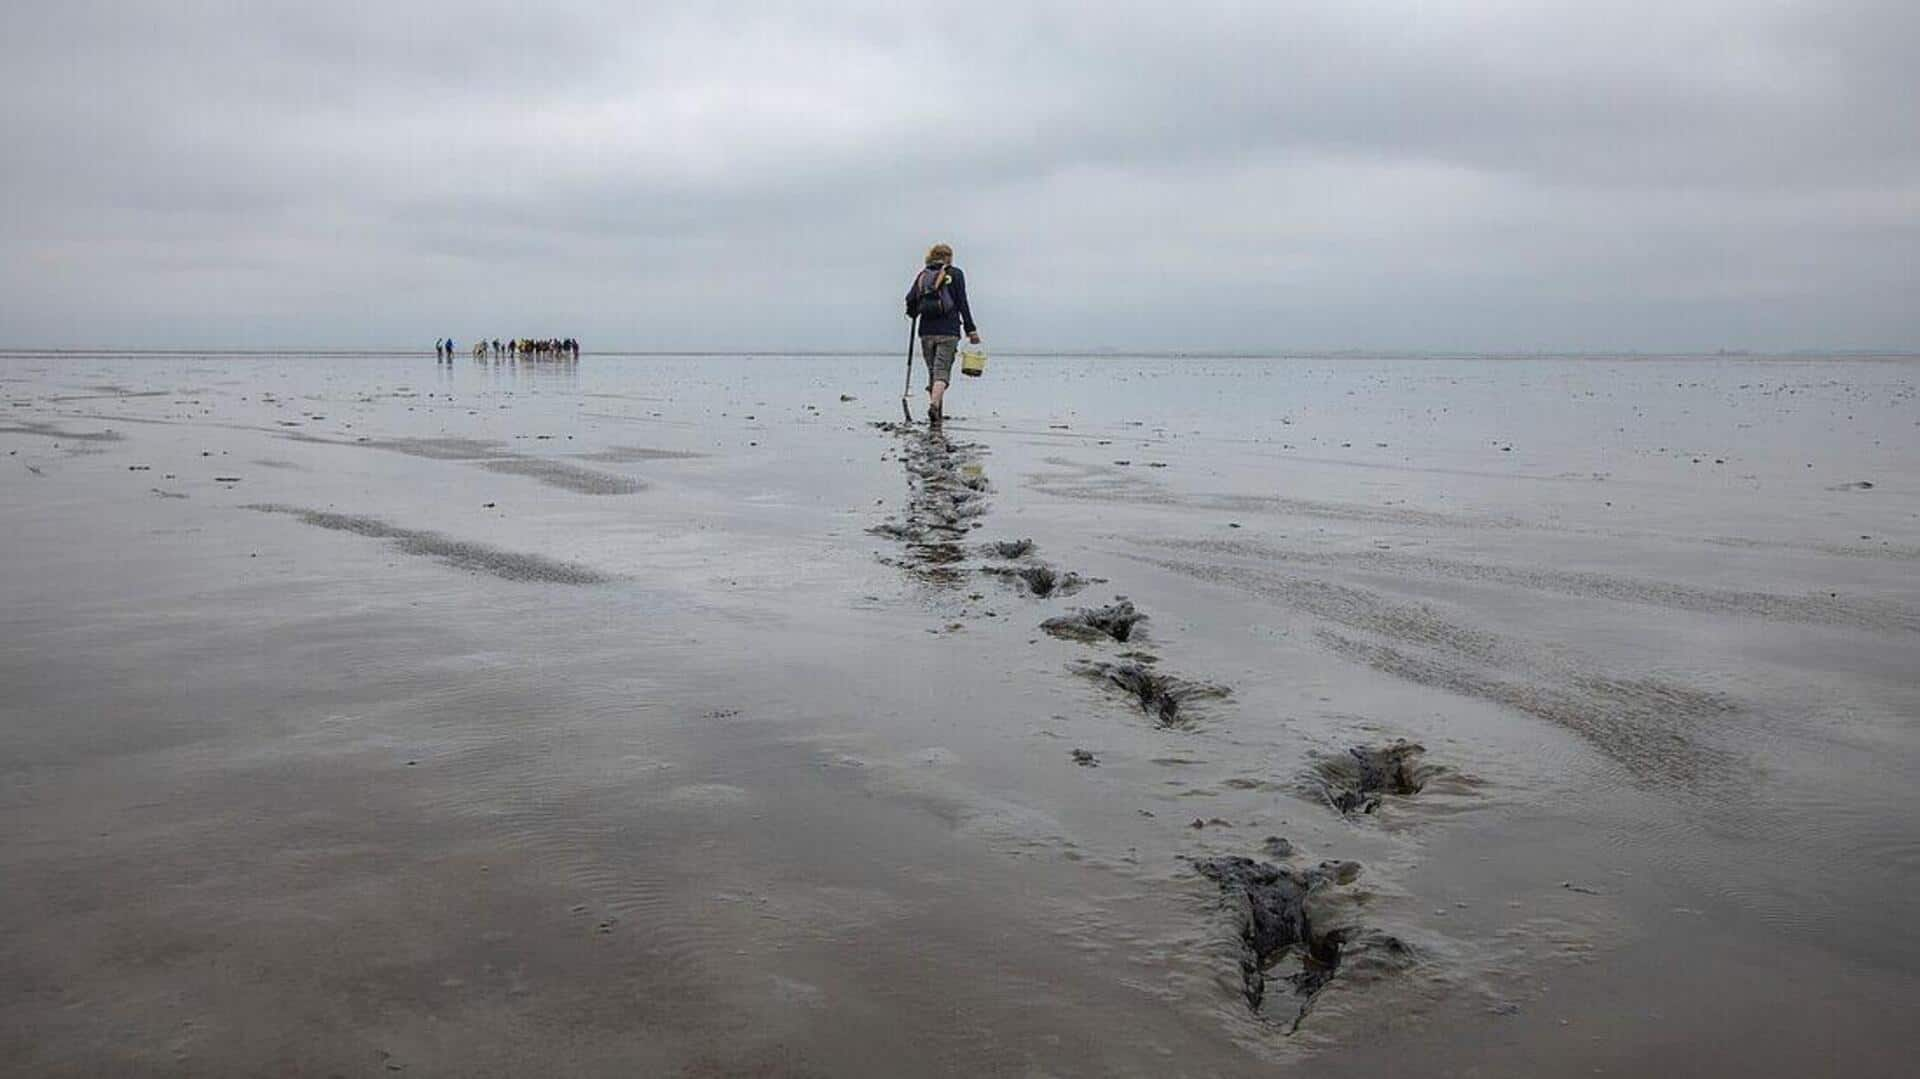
[
  {"x1": 1041, "y1": 600, "x2": 1148, "y2": 643},
  {"x1": 244, "y1": 504, "x2": 612, "y2": 584}
]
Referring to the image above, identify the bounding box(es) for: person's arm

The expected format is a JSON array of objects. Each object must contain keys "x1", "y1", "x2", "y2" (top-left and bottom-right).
[
  {"x1": 954, "y1": 268, "x2": 979, "y2": 340},
  {"x1": 904, "y1": 277, "x2": 920, "y2": 318}
]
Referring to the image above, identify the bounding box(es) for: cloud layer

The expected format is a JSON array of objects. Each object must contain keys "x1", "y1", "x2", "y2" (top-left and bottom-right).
[{"x1": 2, "y1": 1, "x2": 1915, "y2": 350}]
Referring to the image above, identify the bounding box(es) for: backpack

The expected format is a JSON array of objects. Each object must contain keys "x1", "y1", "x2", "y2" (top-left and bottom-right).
[{"x1": 911, "y1": 265, "x2": 955, "y2": 320}]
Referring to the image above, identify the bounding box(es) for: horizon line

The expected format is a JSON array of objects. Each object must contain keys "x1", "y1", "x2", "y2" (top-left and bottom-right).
[{"x1": 4, "y1": 346, "x2": 1918, "y2": 360}]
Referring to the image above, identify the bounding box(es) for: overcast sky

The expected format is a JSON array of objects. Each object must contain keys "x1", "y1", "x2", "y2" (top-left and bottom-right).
[{"x1": 1, "y1": 1, "x2": 1914, "y2": 351}]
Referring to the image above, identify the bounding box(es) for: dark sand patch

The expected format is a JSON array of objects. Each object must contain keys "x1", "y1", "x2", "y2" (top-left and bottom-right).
[
  {"x1": 573, "y1": 446, "x2": 705, "y2": 463},
  {"x1": 356, "y1": 436, "x2": 507, "y2": 460},
  {"x1": 45, "y1": 389, "x2": 173, "y2": 402},
  {"x1": 244, "y1": 504, "x2": 612, "y2": 584},
  {"x1": 479, "y1": 458, "x2": 644, "y2": 495},
  {"x1": 0, "y1": 420, "x2": 125, "y2": 443}
]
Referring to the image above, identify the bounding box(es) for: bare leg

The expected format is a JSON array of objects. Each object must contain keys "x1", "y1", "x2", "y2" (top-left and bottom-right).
[{"x1": 928, "y1": 380, "x2": 948, "y2": 422}]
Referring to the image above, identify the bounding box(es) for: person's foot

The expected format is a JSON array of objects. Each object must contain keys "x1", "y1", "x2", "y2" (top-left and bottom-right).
[{"x1": 928, "y1": 403, "x2": 943, "y2": 425}]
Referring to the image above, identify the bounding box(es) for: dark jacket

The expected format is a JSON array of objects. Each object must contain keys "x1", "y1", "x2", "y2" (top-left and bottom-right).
[{"x1": 905, "y1": 262, "x2": 976, "y2": 338}]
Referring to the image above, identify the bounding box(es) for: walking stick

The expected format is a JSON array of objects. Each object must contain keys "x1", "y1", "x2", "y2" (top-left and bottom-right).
[{"x1": 901, "y1": 315, "x2": 918, "y2": 423}]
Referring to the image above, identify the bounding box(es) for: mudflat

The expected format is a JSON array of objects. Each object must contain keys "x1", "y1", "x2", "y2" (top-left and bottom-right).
[{"x1": 3, "y1": 351, "x2": 1916, "y2": 1076}]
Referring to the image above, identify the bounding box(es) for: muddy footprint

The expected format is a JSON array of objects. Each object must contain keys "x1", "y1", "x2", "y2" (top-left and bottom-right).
[
  {"x1": 1310, "y1": 740, "x2": 1432, "y2": 815},
  {"x1": 986, "y1": 562, "x2": 1085, "y2": 597},
  {"x1": 984, "y1": 537, "x2": 1035, "y2": 559},
  {"x1": 1194, "y1": 854, "x2": 1410, "y2": 1029},
  {"x1": 1043, "y1": 599, "x2": 1147, "y2": 642},
  {"x1": 1076, "y1": 660, "x2": 1225, "y2": 728}
]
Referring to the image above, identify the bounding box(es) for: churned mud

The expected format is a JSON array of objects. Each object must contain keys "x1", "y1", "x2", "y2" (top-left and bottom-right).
[{"x1": 869, "y1": 424, "x2": 993, "y2": 588}]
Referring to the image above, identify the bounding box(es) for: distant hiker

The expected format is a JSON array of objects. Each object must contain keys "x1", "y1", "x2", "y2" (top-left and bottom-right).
[{"x1": 904, "y1": 243, "x2": 979, "y2": 425}]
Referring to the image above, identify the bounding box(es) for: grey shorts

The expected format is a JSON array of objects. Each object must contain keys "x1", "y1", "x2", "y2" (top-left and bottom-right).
[{"x1": 920, "y1": 335, "x2": 959, "y2": 387}]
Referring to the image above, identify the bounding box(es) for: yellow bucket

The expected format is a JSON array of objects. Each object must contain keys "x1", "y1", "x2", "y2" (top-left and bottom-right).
[{"x1": 960, "y1": 346, "x2": 987, "y2": 377}]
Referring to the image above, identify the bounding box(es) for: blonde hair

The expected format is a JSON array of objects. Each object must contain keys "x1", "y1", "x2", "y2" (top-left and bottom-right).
[{"x1": 926, "y1": 243, "x2": 953, "y2": 265}]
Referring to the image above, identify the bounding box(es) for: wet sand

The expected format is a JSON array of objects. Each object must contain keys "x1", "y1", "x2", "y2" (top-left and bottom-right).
[{"x1": 2, "y1": 351, "x2": 1916, "y2": 1076}]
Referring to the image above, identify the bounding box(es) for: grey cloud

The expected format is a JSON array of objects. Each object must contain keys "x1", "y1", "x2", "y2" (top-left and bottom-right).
[{"x1": 0, "y1": 0, "x2": 1914, "y2": 350}]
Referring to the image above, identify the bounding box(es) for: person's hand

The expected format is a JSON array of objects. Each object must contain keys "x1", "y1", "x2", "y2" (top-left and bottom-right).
[{"x1": 967, "y1": 332, "x2": 981, "y2": 344}]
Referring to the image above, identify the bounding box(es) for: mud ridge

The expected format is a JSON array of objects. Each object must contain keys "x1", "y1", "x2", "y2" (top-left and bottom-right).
[
  {"x1": 1125, "y1": 554, "x2": 1503, "y2": 663},
  {"x1": 1128, "y1": 536, "x2": 1920, "y2": 635},
  {"x1": 243, "y1": 504, "x2": 612, "y2": 584},
  {"x1": 1317, "y1": 630, "x2": 1741, "y2": 787},
  {"x1": 1030, "y1": 457, "x2": 1491, "y2": 529}
]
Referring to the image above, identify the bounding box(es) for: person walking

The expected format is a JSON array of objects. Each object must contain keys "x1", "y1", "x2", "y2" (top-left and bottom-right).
[{"x1": 903, "y1": 243, "x2": 979, "y2": 425}]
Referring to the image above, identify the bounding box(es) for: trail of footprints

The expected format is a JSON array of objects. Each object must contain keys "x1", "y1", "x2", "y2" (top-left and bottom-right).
[{"x1": 869, "y1": 424, "x2": 1443, "y2": 1031}]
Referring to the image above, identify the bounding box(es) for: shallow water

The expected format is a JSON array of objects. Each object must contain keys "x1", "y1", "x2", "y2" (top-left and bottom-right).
[{"x1": 2, "y1": 350, "x2": 1916, "y2": 1075}]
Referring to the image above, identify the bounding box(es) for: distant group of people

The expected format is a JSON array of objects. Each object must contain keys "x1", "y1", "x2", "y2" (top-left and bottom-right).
[{"x1": 434, "y1": 337, "x2": 580, "y2": 362}]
